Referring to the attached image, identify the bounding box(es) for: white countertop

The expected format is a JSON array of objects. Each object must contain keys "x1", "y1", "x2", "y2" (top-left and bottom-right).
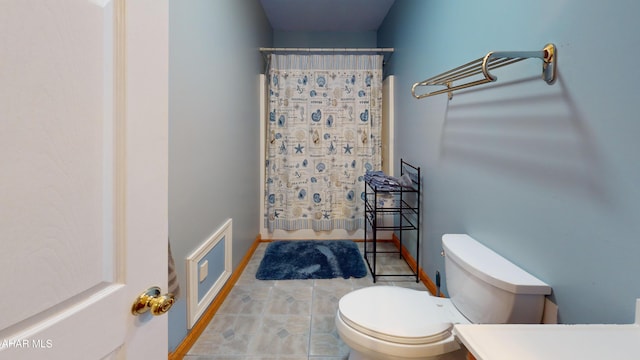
[{"x1": 454, "y1": 323, "x2": 640, "y2": 360}]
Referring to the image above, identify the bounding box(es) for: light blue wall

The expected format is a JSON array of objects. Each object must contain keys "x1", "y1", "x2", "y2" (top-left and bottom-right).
[
  {"x1": 274, "y1": 30, "x2": 376, "y2": 47},
  {"x1": 378, "y1": 0, "x2": 640, "y2": 324},
  {"x1": 168, "y1": 0, "x2": 272, "y2": 351}
]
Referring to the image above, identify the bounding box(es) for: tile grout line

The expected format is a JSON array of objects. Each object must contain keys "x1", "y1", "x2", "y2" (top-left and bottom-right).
[{"x1": 307, "y1": 279, "x2": 316, "y2": 360}]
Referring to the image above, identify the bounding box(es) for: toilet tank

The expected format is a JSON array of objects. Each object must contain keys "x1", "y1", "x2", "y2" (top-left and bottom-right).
[{"x1": 442, "y1": 234, "x2": 551, "y2": 324}]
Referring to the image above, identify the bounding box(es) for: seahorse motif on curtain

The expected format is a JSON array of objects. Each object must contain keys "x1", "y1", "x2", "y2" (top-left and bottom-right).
[{"x1": 264, "y1": 54, "x2": 383, "y2": 232}]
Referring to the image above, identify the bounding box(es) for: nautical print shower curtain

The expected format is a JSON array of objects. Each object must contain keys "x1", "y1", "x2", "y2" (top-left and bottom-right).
[{"x1": 265, "y1": 54, "x2": 383, "y2": 232}]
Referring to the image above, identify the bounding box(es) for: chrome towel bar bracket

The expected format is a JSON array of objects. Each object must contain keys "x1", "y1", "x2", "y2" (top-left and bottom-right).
[{"x1": 411, "y1": 43, "x2": 557, "y2": 100}]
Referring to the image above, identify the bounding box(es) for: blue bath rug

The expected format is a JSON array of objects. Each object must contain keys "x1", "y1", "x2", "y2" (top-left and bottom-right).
[{"x1": 255, "y1": 240, "x2": 368, "y2": 280}]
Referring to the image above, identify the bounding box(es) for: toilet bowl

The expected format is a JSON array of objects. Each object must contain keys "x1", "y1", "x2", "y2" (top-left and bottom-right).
[
  {"x1": 336, "y1": 286, "x2": 470, "y2": 360},
  {"x1": 336, "y1": 234, "x2": 552, "y2": 360}
]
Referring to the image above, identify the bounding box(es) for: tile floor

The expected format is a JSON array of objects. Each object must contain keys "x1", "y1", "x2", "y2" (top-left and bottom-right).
[{"x1": 185, "y1": 241, "x2": 428, "y2": 360}]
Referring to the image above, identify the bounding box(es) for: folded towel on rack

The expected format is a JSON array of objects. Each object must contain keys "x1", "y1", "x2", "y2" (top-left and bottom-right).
[
  {"x1": 364, "y1": 170, "x2": 415, "y2": 190},
  {"x1": 398, "y1": 173, "x2": 414, "y2": 188},
  {"x1": 364, "y1": 170, "x2": 398, "y2": 190}
]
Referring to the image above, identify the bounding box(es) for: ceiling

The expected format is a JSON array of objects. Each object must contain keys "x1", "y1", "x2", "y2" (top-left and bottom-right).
[{"x1": 259, "y1": 0, "x2": 396, "y2": 32}]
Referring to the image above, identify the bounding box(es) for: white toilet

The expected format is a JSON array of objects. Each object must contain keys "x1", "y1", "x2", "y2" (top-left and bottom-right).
[{"x1": 336, "y1": 234, "x2": 552, "y2": 360}]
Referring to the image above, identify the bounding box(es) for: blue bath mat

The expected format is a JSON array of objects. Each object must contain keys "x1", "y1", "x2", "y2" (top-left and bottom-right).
[{"x1": 256, "y1": 240, "x2": 368, "y2": 280}]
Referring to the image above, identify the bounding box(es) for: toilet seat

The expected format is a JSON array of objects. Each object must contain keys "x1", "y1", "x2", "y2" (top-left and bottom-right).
[{"x1": 338, "y1": 286, "x2": 463, "y2": 345}]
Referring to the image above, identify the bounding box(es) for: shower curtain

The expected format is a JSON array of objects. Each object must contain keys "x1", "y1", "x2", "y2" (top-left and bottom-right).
[{"x1": 265, "y1": 54, "x2": 383, "y2": 232}]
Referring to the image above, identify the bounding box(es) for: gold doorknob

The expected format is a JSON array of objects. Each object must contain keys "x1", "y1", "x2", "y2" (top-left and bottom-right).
[{"x1": 131, "y1": 286, "x2": 175, "y2": 316}]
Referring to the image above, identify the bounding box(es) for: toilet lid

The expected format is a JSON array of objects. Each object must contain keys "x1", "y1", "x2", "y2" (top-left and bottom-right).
[{"x1": 338, "y1": 286, "x2": 453, "y2": 345}]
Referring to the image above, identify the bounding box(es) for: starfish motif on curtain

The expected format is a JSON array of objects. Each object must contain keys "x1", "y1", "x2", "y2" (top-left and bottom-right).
[
  {"x1": 295, "y1": 144, "x2": 304, "y2": 153},
  {"x1": 343, "y1": 144, "x2": 353, "y2": 154}
]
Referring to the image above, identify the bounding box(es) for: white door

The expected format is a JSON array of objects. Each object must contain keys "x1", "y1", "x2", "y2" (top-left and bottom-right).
[{"x1": 0, "y1": 1, "x2": 169, "y2": 359}]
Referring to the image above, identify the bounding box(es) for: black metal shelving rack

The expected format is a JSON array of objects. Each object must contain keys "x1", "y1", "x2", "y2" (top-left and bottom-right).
[{"x1": 363, "y1": 159, "x2": 421, "y2": 283}]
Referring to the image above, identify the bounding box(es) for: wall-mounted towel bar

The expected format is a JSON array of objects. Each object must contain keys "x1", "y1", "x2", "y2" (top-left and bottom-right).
[{"x1": 411, "y1": 43, "x2": 557, "y2": 100}]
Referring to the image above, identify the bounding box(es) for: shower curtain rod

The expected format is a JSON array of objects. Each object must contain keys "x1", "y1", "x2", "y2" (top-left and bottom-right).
[
  {"x1": 259, "y1": 47, "x2": 394, "y2": 53},
  {"x1": 259, "y1": 47, "x2": 394, "y2": 68}
]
